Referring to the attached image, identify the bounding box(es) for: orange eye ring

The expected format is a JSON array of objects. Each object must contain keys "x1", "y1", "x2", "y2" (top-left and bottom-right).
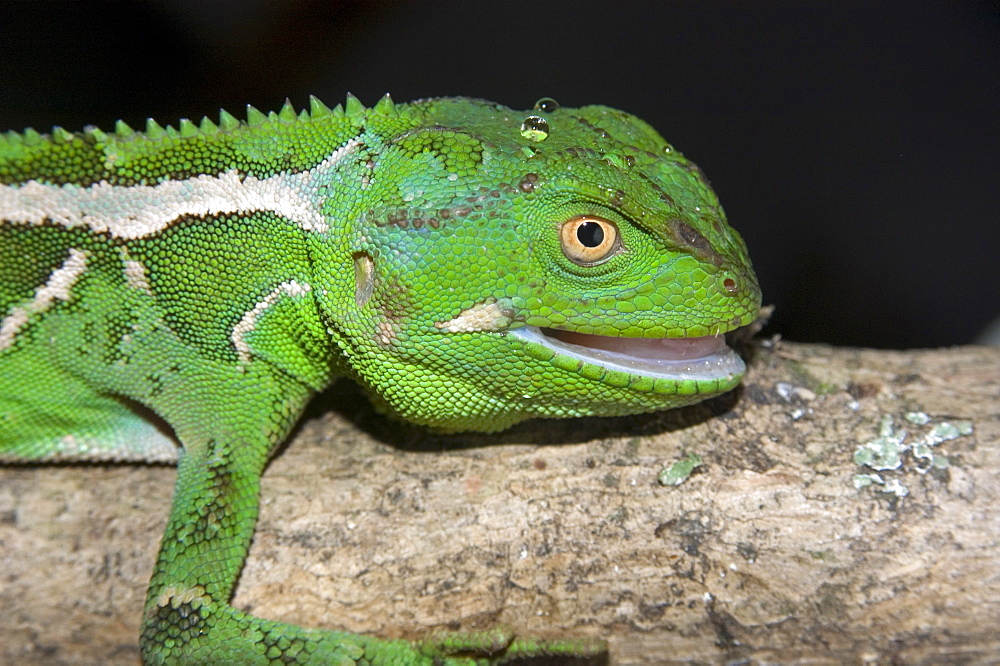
[{"x1": 560, "y1": 215, "x2": 621, "y2": 265}]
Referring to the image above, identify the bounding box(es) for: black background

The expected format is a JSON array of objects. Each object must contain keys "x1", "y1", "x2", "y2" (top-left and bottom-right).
[{"x1": 2, "y1": 0, "x2": 996, "y2": 349}]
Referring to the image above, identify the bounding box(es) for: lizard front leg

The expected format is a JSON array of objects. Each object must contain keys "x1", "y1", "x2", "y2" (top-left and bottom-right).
[
  {"x1": 141, "y1": 430, "x2": 376, "y2": 664},
  {"x1": 140, "y1": 392, "x2": 604, "y2": 665}
]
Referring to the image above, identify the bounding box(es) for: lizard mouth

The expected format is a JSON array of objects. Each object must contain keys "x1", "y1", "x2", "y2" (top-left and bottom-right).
[{"x1": 508, "y1": 326, "x2": 745, "y2": 382}]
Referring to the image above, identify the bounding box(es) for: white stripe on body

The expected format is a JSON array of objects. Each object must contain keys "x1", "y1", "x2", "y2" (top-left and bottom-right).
[
  {"x1": 0, "y1": 138, "x2": 361, "y2": 239},
  {"x1": 231, "y1": 280, "x2": 312, "y2": 363},
  {"x1": 0, "y1": 248, "x2": 88, "y2": 350}
]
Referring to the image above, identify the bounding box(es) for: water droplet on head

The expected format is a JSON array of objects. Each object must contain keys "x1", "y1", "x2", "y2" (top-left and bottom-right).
[
  {"x1": 533, "y1": 97, "x2": 560, "y2": 113},
  {"x1": 520, "y1": 116, "x2": 549, "y2": 142}
]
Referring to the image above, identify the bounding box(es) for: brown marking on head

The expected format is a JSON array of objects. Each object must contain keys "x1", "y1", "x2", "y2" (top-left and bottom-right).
[
  {"x1": 667, "y1": 219, "x2": 725, "y2": 267},
  {"x1": 519, "y1": 173, "x2": 539, "y2": 193},
  {"x1": 636, "y1": 171, "x2": 676, "y2": 206},
  {"x1": 575, "y1": 116, "x2": 611, "y2": 139}
]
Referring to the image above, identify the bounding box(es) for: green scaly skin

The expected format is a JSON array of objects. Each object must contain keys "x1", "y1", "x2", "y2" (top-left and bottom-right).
[{"x1": 0, "y1": 95, "x2": 760, "y2": 664}]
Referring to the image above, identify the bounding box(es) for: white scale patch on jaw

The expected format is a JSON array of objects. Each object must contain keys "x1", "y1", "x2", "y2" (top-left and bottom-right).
[
  {"x1": 0, "y1": 248, "x2": 88, "y2": 351},
  {"x1": 231, "y1": 280, "x2": 311, "y2": 363},
  {"x1": 435, "y1": 299, "x2": 513, "y2": 333},
  {"x1": 0, "y1": 138, "x2": 362, "y2": 239}
]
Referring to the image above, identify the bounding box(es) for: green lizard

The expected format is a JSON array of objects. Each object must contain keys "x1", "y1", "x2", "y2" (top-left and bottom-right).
[{"x1": 0, "y1": 94, "x2": 760, "y2": 664}]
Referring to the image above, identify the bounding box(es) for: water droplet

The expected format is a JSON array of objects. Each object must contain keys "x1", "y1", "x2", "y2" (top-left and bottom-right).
[
  {"x1": 520, "y1": 116, "x2": 549, "y2": 142},
  {"x1": 533, "y1": 97, "x2": 560, "y2": 113}
]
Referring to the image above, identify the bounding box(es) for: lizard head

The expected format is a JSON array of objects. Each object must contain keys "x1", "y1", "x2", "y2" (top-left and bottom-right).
[{"x1": 328, "y1": 97, "x2": 761, "y2": 432}]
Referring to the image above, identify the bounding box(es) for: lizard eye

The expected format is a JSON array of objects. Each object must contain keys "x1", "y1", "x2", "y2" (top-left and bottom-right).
[{"x1": 560, "y1": 215, "x2": 621, "y2": 265}]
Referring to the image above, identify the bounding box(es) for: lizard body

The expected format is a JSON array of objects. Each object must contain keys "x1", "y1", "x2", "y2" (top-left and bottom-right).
[{"x1": 0, "y1": 95, "x2": 760, "y2": 664}]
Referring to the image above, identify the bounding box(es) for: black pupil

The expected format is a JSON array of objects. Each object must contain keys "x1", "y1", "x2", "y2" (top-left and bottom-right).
[{"x1": 576, "y1": 222, "x2": 605, "y2": 248}]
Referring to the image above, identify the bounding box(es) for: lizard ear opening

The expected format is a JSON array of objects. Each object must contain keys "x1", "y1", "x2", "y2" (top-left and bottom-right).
[{"x1": 353, "y1": 252, "x2": 375, "y2": 308}]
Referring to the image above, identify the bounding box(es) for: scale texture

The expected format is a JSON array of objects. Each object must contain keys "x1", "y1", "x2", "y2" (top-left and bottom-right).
[{"x1": 0, "y1": 95, "x2": 759, "y2": 664}]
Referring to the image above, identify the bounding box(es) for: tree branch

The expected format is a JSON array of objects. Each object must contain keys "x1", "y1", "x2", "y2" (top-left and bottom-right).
[{"x1": 3, "y1": 341, "x2": 998, "y2": 663}]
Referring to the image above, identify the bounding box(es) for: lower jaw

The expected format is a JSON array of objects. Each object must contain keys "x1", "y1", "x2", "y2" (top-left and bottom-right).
[{"x1": 509, "y1": 326, "x2": 747, "y2": 386}]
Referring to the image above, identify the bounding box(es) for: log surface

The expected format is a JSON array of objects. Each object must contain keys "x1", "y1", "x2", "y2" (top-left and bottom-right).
[{"x1": 2, "y1": 341, "x2": 998, "y2": 664}]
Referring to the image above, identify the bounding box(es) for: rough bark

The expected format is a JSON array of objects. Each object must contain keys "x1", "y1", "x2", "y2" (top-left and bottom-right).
[{"x1": 2, "y1": 341, "x2": 998, "y2": 664}]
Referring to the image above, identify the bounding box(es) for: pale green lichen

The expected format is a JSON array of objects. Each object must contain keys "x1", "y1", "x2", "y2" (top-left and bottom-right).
[
  {"x1": 658, "y1": 452, "x2": 703, "y2": 486},
  {"x1": 853, "y1": 414, "x2": 905, "y2": 471},
  {"x1": 852, "y1": 412, "x2": 973, "y2": 498},
  {"x1": 912, "y1": 442, "x2": 935, "y2": 472},
  {"x1": 852, "y1": 473, "x2": 881, "y2": 489},
  {"x1": 880, "y1": 478, "x2": 910, "y2": 498},
  {"x1": 927, "y1": 420, "x2": 973, "y2": 443}
]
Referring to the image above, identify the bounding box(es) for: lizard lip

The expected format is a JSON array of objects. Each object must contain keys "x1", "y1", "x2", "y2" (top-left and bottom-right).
[{"x1": 509, "y1": 326, "x2": 745, "y2": 382}]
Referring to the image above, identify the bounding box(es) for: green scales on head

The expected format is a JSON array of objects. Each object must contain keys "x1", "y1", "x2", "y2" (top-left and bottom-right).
[{"x1": 0, "y1": 95, "x2": 759, "y2": 663}]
